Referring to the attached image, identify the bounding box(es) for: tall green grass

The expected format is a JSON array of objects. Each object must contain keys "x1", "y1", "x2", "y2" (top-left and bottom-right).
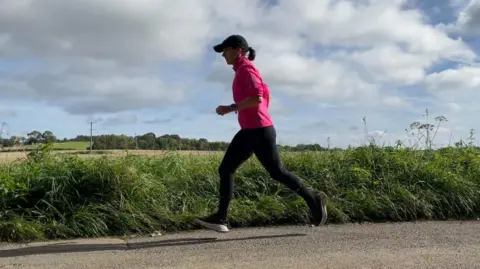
[{"x1": 1, "y1": 145, "x2": 479, "y2": 242}]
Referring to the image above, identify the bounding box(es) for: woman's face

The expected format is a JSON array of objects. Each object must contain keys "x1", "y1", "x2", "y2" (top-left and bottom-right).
[{"x1": 222, "y1": 47, "x2": 241, "y2": 65}]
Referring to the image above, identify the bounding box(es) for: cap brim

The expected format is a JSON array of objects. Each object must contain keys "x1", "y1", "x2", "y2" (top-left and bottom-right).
[{"x1": 213, "y1": 44, "x2": 224, "y2": 53}]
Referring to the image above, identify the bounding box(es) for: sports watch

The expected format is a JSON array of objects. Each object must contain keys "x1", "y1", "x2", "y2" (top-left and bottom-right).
[{"x1": 229, "y1": 103, "x2": 238, "y2": 113}]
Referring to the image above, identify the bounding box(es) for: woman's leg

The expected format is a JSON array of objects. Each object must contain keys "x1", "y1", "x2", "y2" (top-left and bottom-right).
[
  {"x1": 195, "y1": 129, "x2": 253, "y2": 232},
  {"x1": 252, "y1": 126, "x2": 327, "y2": 226}
]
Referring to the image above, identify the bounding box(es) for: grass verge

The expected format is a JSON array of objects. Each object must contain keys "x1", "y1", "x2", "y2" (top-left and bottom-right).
[{"x1": 1, "y1": 145, "x2": 479, "y2": 242}]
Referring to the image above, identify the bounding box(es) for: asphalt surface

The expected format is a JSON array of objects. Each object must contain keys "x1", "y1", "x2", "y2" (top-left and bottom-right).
[{"x1": 0, "y1": 221, "x2": 479, "y2": 269}]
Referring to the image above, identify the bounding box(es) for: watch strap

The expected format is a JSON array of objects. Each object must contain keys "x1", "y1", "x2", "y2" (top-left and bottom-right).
[{"x1": 229, "y1": 103, "x2": 238, "y2": 113}]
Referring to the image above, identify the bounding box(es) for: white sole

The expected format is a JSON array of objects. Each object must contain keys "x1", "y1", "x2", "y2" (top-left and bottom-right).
[{"x1": 195, "y1": 219, "x2": 230, "y2": 233}]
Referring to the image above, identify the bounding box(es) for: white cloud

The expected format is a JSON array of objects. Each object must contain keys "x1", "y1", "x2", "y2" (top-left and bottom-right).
[
  {"x1": 0, "y1": 0, "x2": 479, "y2": 147},
  {"x1": 446, "y1": 102, "x2": 463, "y2": 112},
  {"x1": 338, "y1": 45, "x2": 433, "y2": 85},
  {"x1": 424, "y1": 66, "x2": 480, "y2": 92},
  {"x1": 420, "y1": 66, "x2": 480, "y2": 141},
  {"x1": 254, "y1": 54, "x2": 379, "y2": 102},
  {"x1": 29, "y1": 72, "x2": 185, "y2": 114},
  {"x1": 0, "y1": 0, "x2": 215, "y2": 63},
  {"x1": 423, "y1": 66, "x2": 480, "y2": 106},
  {"x1": 206, "y1": 0, "x2": 476, "y2": 108},
  {"x1": 445, "y1": 0, "x2": 480, "y2": 36},
  {"x1": 381, "y1": 96, "x2": 408, "y2": 107},
  {"x1": 268, "y1": 98, "x2": 291, "y2": 115},
  {"x1": 287, "y1": 0, "x2": 474, "y2": 59},
  {"x1": 0, "y1": 109, "x2": 17, "y2": 118},
  {"x1": 102, "y1": 114, "x2": 138, "y2": 126},
  {"x1": 0, "y1": 0, "x2": 213, "y2": 114}
]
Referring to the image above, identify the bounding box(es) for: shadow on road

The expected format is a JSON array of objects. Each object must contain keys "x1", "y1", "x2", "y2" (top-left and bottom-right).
[{"x1": 0, "y1": 233, "x2": 306, "y2": 258}]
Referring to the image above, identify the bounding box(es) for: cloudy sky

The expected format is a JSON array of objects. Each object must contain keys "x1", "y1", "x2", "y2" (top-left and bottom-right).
[{"x1": 0, "y1": 0, "x2": 479, "y2": 148}]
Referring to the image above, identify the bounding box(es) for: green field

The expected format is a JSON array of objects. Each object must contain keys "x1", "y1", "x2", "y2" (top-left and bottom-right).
[
  {"x1": 0, "y1": 145, "x2": 479, "y2": 242},
  {"x1": 51, "y1": 141, "x2": 90, "y2": 150}
]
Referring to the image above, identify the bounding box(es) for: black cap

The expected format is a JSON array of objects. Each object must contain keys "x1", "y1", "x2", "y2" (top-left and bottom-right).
[{"x1": 213, "y1": 35, "x2": 249, "y2": 53}]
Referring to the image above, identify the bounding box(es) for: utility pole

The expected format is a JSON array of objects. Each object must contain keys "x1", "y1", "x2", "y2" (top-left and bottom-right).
[
  {"x1": 0, "y1": 122, "x2": 6, "y2": 148},
  {"x1": 363, "y1": 116, "x2": 368, "y2": 145},
  {"x1": 89, "y1": 121, "x2": 95, "y2": 153},
  {"x1": 134, "y1": 133, "x2": 139, "y2": 150},
  {"x1": 425, "y1": 109, "x2": 430, "y2": 149}
]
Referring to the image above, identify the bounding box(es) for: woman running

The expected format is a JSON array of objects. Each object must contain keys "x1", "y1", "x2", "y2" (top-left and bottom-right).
[{"x1": 195, "y1": 34, "x2": 328, "y2": 232}]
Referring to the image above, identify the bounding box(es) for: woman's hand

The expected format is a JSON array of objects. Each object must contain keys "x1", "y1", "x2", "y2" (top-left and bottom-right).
[{"x1": 216, "y1": 105, "x2": 234, "y2": 116}]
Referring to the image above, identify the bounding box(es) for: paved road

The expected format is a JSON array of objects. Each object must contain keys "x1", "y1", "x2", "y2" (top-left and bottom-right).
[{"x1": 1, "y1": 221, "x2": 479, "y2": 269}]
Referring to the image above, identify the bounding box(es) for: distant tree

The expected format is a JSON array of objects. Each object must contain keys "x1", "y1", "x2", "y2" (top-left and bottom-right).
[
  {"x1": 26, "y1": 131, "x2": 43, "y2": 145},
  {"x1": 42, "y1": 130, "x2": 57, "y2": 144}
]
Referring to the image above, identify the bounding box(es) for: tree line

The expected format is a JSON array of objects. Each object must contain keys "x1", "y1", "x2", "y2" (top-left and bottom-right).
[
  {"x1": 0, "y1": 130, "x2": 329, "y2": 152},
  {"x1": 0, "y1": 130, "x2": 57, "y2": 147}
]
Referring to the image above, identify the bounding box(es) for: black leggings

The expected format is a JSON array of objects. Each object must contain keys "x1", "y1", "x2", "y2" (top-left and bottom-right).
[{"x1": 217, "y1": 125, "x2": 314, "y2": 220}]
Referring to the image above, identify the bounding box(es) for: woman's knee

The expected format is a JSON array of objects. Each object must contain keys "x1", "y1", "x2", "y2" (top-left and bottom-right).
[
  {"x1": 266, "y1": 165, "x2": 288, "y2": 179},
  {"x1": 218, "y1": 163, "x2": 233, "y2": 177},
  {"x1": 268, "y1": 165, "x2": 302, "y2": 185}
]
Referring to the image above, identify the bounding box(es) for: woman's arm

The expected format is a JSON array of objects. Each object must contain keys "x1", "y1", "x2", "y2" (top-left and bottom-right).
[
  {"x1": 231, "y1": 66, "x2": 265, "y2": 112},
  {"x1": 235, "y1": 95, "x2": 263, "y2": 111}
]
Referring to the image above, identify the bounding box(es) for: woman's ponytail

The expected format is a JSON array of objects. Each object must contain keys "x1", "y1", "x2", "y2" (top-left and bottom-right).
[{"x1": 247, "y1": 47, "x2": 256, "y2": 61}]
